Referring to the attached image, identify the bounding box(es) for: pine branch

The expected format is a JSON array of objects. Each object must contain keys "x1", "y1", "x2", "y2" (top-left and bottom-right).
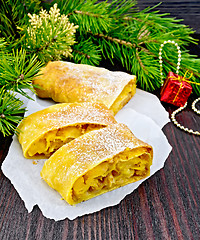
[
  {"x1": 0, "y1": 89, "x2": 26, "y2": 137},
  {"x1": 0, "y1": 0, "x2": 21, "y2": 39},
  {"x1": 71, "y1": 37, "x2": 101, "y2": 65},
  {"x1": 1, "y1": 0, "x2": 200, "y2": 95},
  {"x1": 0, "y1": 49, "x2": 43, "y2": 98},
  {"x1": 0, "y1": 38, "x2": 9, "y2": 57},
  {"x1": 21, "y1": 3, "x2": 78, "y2": 63},
  {"x1": 1, "y1": 0, "x2": 200, "y2": 136},
  {"x1": 85, "y1": 4, "x2": 200, "y2": 94},
  {"x1": 91, "y1": 32, "x2": 135, "y2": 48},
  {"x1": 0, "y1": 0, "x2": 41, "y2": 40},
  {"x1": 63, "y1": 0, "x2": 138, "y2": 34}
]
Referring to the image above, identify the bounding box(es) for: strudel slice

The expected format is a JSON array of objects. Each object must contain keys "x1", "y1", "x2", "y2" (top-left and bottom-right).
[
  {"x1": 18, "y1": 102, "x2": 116, "y2": 158},
  {"x1": 33, "y1": 61, "x2": 136, "y2": 115},
  {"x1": 41, "y1": 123, "x2": 153, "y2": 205}
]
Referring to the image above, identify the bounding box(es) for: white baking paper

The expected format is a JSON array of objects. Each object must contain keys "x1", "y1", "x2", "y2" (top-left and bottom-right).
[
  {"x1": 20, "y1": 88, "x2": 170, "y2": 128},
  {"x1": 124, "y1": 88, "x2": 169, "y2": 129},
  {"x1": 2, "y1": 89, "x2": 172, "y2": 221}
]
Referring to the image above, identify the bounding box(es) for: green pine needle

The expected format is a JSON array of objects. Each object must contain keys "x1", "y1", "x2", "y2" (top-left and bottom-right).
[
  {"x1": 0, "y1": 89, "x2": 26, "y2": 137},
  {"x1": 22, "y1": 3, "x2": 78, "y2": 63},
  {"x1": 1, "y1": 0, "x2": 200, "y2": 96},
  {"x1": 0, "y1": 48, "x2": 43, "y2": 99},
  {"x1": 71, "y1": 37, "x2": 102, "y2": 65},
  {"x1": 0, "y1": 0, "x2": 41, "y2": 40},
  {"x1": 1, "y1": 0, "x2": 200, "y2": 136}
]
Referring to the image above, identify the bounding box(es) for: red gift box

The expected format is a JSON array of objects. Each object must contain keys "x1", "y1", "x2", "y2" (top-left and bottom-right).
[{"x1": 160, "y1": 71, "x2": 192, "y2": 107}]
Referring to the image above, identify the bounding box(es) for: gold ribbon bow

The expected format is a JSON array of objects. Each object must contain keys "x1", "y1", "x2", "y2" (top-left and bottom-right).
[
  {"x1": 168, "y1": 70, "x2": 200, "y2": 85},
  {"x1": 161, "y1": 70, "x2": 200, "y2": 103}
]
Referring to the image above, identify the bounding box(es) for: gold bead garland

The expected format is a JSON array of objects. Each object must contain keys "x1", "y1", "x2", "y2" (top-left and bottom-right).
[
  {"x1": 159, "y1": 40, "x2": 200, "y2": 136},
  {"x1": 159, "y1": 40, "x2": 181, "y2": 86},
  {"x1": 192, "y1": 97, "x2": 200, "y2": 114},
  {"x1": 171, "y1": 100, "x2": 200, "y2": 136}
]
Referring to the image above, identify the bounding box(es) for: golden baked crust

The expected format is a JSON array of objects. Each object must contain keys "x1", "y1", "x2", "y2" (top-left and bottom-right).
[
  {"x1": 33, "y1": 61, "x2": 136, "y2": 115},
  {"x1": 41, "y1": 123, "x2": 153, "y2": 205},
  {"x1": 18, "y1": 102, "x2": 116, "y2": 158}
]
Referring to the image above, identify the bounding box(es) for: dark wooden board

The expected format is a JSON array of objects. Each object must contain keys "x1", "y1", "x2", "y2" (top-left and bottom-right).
[
  {"x1": 137, "y1": 0, "x2": 200, "y2": 33},
  {"x1": 0, "y1": 107, "x2": 200, "y2": 239},
  {"x1": 1, "y1": 1, "x2": 200, "y2": 239}
]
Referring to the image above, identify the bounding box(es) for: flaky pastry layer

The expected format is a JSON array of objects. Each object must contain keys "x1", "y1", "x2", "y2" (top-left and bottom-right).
[
  {"x1": 41, "y1": 123, "x2": 153, "y2": 205},
  {"x1": 33, "y1": 61, "x2": 137, "y2": 114},
  {"x1": 18, "y1": 102, "x2": 116, "y2": 158}
]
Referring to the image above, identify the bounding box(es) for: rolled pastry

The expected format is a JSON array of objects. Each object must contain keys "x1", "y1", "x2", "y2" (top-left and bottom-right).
[
  {"x1": 41, "y1": 123, "x2": 153, "y2": 205},
  {"x1": 18, "y1": 102, "x2": 116, "y2": 158},
  {"x1": 33, "y1": 61, "x2": 136, "y2": 115}
]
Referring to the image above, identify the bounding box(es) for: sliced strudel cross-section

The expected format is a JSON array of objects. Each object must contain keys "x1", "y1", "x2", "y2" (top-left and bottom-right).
[
  {"x1": 41, "y1": 123, "x2": 153, "y2": 205},
  {"x1": 18, "y1": 102, "x2": 116, "y2": 158}
]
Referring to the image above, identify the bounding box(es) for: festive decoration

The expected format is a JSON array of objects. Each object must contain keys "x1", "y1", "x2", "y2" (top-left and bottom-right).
[
  {"x1": 192, "y1": 97, "x2": 200, "y2": 114},
  {"x1": 160, "y1": 71, "x2": 192, "y2": 107},
  {"x1": 171, "y1": 100, "x2": 200, "y2": 136},
  {"x1": 159, "y1": 40, "x2": 192, "y2": 107},
  {"x1": 159, "y1": 40, "x2": 182, "y2": 85},
  {"x1": 1, "y1": 0, "x2": 200, "y2": 136},
  {"x1": 159, "y1": 40, "x2": 200, "y2": 135},
  {"x1": 1, "y1": 1, "x2": 200, "y2": 94}
]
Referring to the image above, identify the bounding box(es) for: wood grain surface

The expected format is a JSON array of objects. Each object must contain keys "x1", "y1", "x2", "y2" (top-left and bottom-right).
[
  {"x1": 137, "y1": 0, "x2": 200, "y2": 33},
  {"x1": 0, "y1": 103, "x2": 200, "y2": 240},
  {"x1": 1, "y1": 1, "x2": 200, "y2": 240}
]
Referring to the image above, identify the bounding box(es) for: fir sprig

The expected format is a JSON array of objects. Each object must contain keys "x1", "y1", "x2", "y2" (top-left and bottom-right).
[
  {"x1": 0, "y1": 0, "x2": 41, "y2": 40},
  {"x1": 0, "y1": 49, "x2": 43, "y2": 98},
  {"x1": 71, "y1": 37, "x2": 102, "y2": 65},
  {"x1": 24, "y1": 3, "x2": 78, "y2": 62},
  {"x1": 2, "y1": 0, "x2": 199, "y2": 94},
  {"x1": 55, "y1": 0, "x2": 200, "y2": 94},
  {"x1": 0, "y1": 38, "x2": 9, "y2": 58},
  {"x1": 0, "y1": 89, "x2": 26, "y2": 137},
  {"x1": 64, "y1": 0, "x2": 138, "y2": 34}
]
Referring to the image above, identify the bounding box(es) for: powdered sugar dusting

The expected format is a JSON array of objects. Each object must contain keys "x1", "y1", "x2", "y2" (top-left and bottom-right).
[
  {"x1": 18, "y1": 102, "x2": 116, "y2": 151},
  {"x1": 53, "y1": 123, "x2": 147, "y2": 178},
  {"x1": 39, "y1": 102, "x2": 116, "y2": 128},
  {"x1": 50, "y1": 61, "x2": 136, "y2": 107}
]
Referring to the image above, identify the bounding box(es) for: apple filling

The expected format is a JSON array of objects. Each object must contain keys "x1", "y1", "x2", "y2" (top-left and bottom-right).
[
  {"x1": 27, "y1": 124, "x2": 103, "y2": 158},
  {"x1": 72, "y1": 150, "x2": 151, "y2": 204},
  {"x1": 110, "y1": 80, "x2": 136, "y2": 115}
]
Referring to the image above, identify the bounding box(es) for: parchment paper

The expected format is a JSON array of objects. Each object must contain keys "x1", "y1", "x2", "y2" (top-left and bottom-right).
[{"x1": 2, "y1": 89, "x2": 172, "y2": 220}]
